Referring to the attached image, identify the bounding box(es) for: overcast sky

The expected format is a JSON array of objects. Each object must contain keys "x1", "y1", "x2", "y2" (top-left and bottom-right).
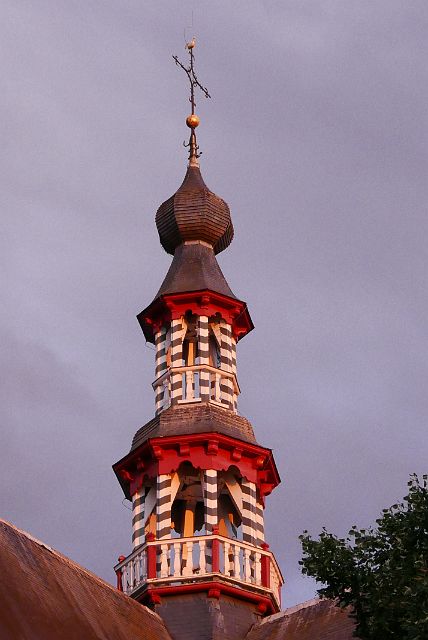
[{"x1": 1, "y1": 1, "x2": 427, "y2": 608}]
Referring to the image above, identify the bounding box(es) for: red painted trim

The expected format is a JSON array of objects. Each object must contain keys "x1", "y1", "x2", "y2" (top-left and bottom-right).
[
  {"x1": 149, "y1": 592, "x2": 161, "y2": 605},
  {"x1": 113, "y1": 432, "x2": 280, "y2": 501},
  {"x1": 146, "y1": 536, "x2": 157, "y2": 579},
  {"x1": 155, "y1": 444, "x2": 258, "y2": 482},
  {"x1": 137, "y1": 289, "x2": 254, "y2": 344},
  {"x1": 116, "y1": 555, "x2": 126, "y2": 591},
  {"x1": 145, "y1": 581, "x2": 276, "y2": 614},
  {"x1": 207, "y1": 439, "x2": 218, "y2": 455},
  {"x1": 212, "y1": 527, "x2": 220, "y2": 573},
  {"x1": 260, "y1": 543, "x2": 271, "y2": 589},
  {"x1": 151, "y1": 432, "x2": 272, "y2": 456},
  {"x1": 115, "y1": 432, "x2": 259, "y2": 472}
]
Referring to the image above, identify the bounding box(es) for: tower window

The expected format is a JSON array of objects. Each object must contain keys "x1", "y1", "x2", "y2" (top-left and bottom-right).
[
  {"x1": 209, "y1": 333, "x2": 221, "y2": 368},
  {"x1": 182, "y1": 314, "x2": 198, "y2": 366}
]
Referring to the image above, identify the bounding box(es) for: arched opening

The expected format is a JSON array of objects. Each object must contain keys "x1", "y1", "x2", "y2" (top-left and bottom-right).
[
  {"x1": 217, "y1": 466, "x2": 243, "y2": 541},
  {"x1": 217, "y1": 493, "x2": 241, "y2": 539},
  {"x1": 209, "y1": 333, "x2": 221, "y2": 368},
  {"x1": 182, "y1": 312, "x2": 198, "y2": 367},
  {"x1": 180, "y1": 314, "x2": 200, "y2": 401},
  {"x1": 171, "y1": 462, "x2": 204, "y2": 538},
  {"x1": 142, "y1": 482, "x2": 157, "y2": 538},
  {"x1": 208, "y1": 315, "x2": 221, "y2": 369}
]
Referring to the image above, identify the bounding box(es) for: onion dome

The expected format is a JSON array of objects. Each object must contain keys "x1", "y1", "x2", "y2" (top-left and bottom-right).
[{"x1": 155, "y1": 164, "x2": 234, "y2": 255}]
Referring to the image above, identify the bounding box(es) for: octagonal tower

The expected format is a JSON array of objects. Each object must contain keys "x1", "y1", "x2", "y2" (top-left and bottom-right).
[{"x1": 113, "y1": 43, "x2": 283, "y2": 640}]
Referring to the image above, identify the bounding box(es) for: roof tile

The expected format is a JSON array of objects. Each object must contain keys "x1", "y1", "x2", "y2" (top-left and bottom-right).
[
  {"x1": 0, "y1": 520, "x2": 172, "y2": 640},
  {"x1": 246, "y1": 598, "x2": 355, "y2": 640}
]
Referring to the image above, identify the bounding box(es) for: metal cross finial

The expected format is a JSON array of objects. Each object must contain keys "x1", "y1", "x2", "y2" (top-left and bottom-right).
[{"x1": 173, "y1": 39, "x2": 211, "y2": 165}]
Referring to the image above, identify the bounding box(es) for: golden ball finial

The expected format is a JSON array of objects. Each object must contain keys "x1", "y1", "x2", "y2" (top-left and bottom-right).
[{"x1": 186, "y1": 114, "x2": 200, "y2": 128}]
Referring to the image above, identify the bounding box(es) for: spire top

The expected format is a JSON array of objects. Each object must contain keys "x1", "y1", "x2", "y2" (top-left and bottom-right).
[{"x1": 173, "y1": 38, "x2": 211, "y2": 167}]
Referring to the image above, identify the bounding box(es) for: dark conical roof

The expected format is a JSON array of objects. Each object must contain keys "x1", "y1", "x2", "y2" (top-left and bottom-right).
[
  {"x1": 155, "y1": 165, "x2": 234, "y2": 255},
  {"x1": 155, "y1": 242, "x2": 236, "y2": 300}
]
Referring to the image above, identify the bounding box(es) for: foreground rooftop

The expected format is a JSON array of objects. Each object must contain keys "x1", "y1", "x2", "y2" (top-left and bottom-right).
[{"x1": 0, "y1": 519, "x2": 355, "y2": 640}]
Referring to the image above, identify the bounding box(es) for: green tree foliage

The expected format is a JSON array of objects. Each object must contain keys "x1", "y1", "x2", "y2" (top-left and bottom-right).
[{"x1": 299, "y1": 475, "x2": 428, "y2": 640}]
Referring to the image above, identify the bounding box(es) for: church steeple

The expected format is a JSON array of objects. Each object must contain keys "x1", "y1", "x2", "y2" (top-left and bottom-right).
[{"x1": 113, "y1": 42, "x2": 283, "y2": 638}]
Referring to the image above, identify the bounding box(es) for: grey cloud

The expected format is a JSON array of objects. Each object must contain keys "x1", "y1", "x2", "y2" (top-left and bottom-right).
[{"x1": 1, "y1": 0, "x2": 427, "y2": 606}]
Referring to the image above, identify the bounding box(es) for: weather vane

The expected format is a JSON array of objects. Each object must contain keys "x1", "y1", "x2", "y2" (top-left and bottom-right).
[{"x1": 173, "y1": 38, "x2": 211, "y2": 166}]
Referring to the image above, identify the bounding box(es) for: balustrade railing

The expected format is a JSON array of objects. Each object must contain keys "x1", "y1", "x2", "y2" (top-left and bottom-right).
[
  {"x1": 153, "y1": 365, "x2": 238, "y2": 411},
  {"x1": 115, "y1": 534, "x2": 282, "y2": 607}
]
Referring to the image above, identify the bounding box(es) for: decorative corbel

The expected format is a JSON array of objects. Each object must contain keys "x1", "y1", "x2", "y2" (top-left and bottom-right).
[
  {"x1": 207, "y1": 439, "x2": 219, "y2": 455},
  {"x1": 178, "y1": 442, "x2": 190, "y2": 457},
  {"x1": 231, "y1": 447, "x2": 242, "y2": 462},
  {"x1": 152, "y1": 445, "x2": 163, "y2": 460}
]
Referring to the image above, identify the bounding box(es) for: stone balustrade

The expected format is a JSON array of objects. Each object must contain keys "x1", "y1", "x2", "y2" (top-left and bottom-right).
[
  {"x1": 153, "y1": 365, "x2": 238, "y2": 412},
  {"x1": 115, "y1": 533, "x2": 282, "y2": 607}
]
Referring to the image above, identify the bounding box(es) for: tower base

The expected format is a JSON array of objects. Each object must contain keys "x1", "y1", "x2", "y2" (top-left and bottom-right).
[{"x1": 150, "y1": 589, "x2": 262, "y2": 640}]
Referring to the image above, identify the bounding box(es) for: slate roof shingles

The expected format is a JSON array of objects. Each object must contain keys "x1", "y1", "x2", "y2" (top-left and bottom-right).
[
  {"x1": 246, "y1": 598, "x2": 356, "y2": 640},
  {"x1": 0, "y1": 519, "x2": 173, "y2": 640},
  {"x1": 131, "y1": 402, "x2": 257, "y2": 451}
]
